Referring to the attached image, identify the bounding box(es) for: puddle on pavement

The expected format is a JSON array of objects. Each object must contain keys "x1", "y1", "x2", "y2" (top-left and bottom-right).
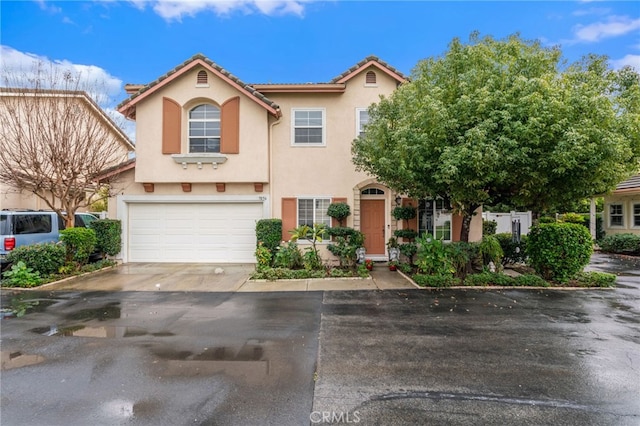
[
  {"x1": 65, "y1": 303, "x2": 121, "y2": 321},
  {"x1": 1, "y1": 350, "x2": 45, "y2": 370},
  {"x1": 1, "y1": 297, "x2": 58, "y2": 318},
  {"x1": 30, "y1": 325, "x2": 151, "y2": 338},
  {"x1": 148, "y1": 342, "x2": 270, "y2": 379}
]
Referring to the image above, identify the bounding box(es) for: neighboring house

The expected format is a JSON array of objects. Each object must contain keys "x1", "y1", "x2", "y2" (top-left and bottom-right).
[
  {"x1": 603, "y1": 174, "x2": 640, "y2": 236},
  {"x1": 0, "y1": 88, "x2": 135, "y2": 211},
  {"x1": 114, "y1": 54, "x2": 482, "y2": 263}
]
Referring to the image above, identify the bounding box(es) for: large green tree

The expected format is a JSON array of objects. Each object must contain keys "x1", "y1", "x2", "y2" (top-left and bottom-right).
[{"x1": 352, "y1": 33, "x2": 640, "y2": 241}]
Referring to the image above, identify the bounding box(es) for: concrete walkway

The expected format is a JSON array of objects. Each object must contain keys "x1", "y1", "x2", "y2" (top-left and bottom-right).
[{"x1": 34, "y1": 262, "x2": 415, "y2": 293}]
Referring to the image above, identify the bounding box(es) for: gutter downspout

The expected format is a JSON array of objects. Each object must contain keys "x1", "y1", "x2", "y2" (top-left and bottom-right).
[{"x1": 268, "y1": 113, "x2": 282, "y2": 219}]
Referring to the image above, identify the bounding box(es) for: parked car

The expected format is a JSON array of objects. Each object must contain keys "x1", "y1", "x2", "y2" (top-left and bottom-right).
[{"x1": 1, "y1": 210, "x2": 100, "y2": 270}]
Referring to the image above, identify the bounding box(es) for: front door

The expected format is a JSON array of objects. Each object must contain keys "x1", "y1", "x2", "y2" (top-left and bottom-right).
[{"x1": 361, "y1": 199, "x2": 385, "y2": 255}]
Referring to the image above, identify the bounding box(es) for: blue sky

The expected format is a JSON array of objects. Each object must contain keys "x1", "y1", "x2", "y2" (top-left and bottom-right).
[{"x1": 1, "y1": 0, "x2": 638, "y2": 128}]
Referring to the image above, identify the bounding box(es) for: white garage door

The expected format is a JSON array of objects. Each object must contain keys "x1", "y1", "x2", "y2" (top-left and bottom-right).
[{"x1": 128, "y1": 202, "x2": 263, "y2": 263}]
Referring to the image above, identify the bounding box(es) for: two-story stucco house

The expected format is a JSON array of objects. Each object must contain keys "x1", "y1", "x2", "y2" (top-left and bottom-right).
[{"x1": 114, "y1": 54, "x2": 482, "y2": 264}]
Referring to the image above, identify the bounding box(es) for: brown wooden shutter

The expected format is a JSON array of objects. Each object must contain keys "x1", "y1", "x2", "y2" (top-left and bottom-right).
[
  {"x1": 220, "y1": 96, "x2": 240, "y2": 154},
  {"x1": 162, "y1": 97, "x2": 181, "y2": 154},
  {"x1": 281, "y1": 197, "x2": 297, "y2": 242},
  {"x1": 331, "y1": 197, "x2": 348, "y2": 227}
]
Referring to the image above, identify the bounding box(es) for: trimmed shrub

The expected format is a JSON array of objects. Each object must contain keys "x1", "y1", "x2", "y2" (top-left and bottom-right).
[
  {"x1": 495, "y1": 233, "x2": 528, "y2": 264},
  {"x1": 327, "y1": 202, "x2": 351, "y2": 227},
  {"x1": 572, "y1": 271, "x2": 616, "y2": 288},
  {"x1": 413, "y1": 274, "x2": 460, "y2": 288},
  {"x1": 599, "y1": 233, "x2": 640, "y2": 255},
  {"x1": 527, "y1": 223, "x2": 593, "y2": 283},
  {"x1": 513, "y1": 274, "x2": 549, "y2": 287},
  {"x1": 89, "y1": 219, "x2": 121, "y2": 257},
  {"x1": 256, "y1": 219, "x2": 282, "y2": 254},
  {"x1": 559, "y1": 213, "x2": 585, "y2": 224},
  {"x1": 463, "y1": 271, "x2": 514, "y2": 286},
  {"x1": 59, "y1": 227, "x2": 97, "y2": 265},
  {"x1": 394, "y1": 229, "x2": 418, "y2": 240},
  {"x1": 326, "y1": 226, "x2": 357, "y2": 238},
  {"x1": 392, "y1": 206, "x2": 417, "y2": 221},
  {"x1": 483, "y1": 220, "x2": 497, "y2": 235},
  {"x1": 5, "y1": 243, "x2": 66, "y2": 276}
]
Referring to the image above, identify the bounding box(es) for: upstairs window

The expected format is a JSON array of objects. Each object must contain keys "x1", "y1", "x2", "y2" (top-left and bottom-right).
[
  {"x1": 189, "y1": 104, "x2": 220, "y2": 153},
  {"x1": 196, "y1": 70, "x2": 208, "y2": 85},
  {"x1": 356, "y1": 108, "x2": 370, "y2": 137},
  {"x1": 365, "y1": 71, "x2": 377, "y2": 85},
  {"x1": 292, "y1": 109, "x2": 325, "y2": 146}
]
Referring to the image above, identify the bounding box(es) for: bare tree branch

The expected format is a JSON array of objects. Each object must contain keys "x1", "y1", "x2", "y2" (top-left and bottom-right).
[{"x1": 0, "y1": 62, "x2": 134, "y2": 227}]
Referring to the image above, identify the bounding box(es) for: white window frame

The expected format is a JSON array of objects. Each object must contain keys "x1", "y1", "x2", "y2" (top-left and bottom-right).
[
  {"x1": 297, "y1": 197, "x2": 331, "y2": 229},
  {"x1": 188, "y1": 103, "x2": 221, "y2": 153},
  {"x1": 291, "y1": 108, "x2": 326, "y2": 146},
  {"x1": 633, "y1": 203, "x2": 640, "y2": 228},
  {"x1": 609, "y1": 203, "x2": 624, "y2": 228},
  {"x1": 355, "y1": 108, "x2": 369, "y2": 138}
]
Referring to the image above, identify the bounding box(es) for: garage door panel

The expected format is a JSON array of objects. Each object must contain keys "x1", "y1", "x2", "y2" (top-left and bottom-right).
[{"x1": 128, "y1": 202, "x2": 263, "y2": 263}]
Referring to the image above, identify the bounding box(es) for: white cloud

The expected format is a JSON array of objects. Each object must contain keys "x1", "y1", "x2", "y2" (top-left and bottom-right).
[
  {"x1": 574, "y1": 15, "x2": 640, "y2": 43},
  {"x1": 610, "y1": 54, "x2": 640, "y2": 71},
  {"x1": 129, "y1": 0, "x2": 306, "y2": 21},
  {"x1": 572, "y1": 7, "x2": 611, "y2": 17},
  {"x1": 0, "y1": 46, "x2": 123, "y2": 104}
]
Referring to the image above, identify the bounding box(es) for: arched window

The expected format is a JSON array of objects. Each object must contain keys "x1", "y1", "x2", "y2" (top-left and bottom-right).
[
  {"x1": 365, "y1": 71, "x2": 377, "y2": 85},
  {"x1": 361, "y1": 188, "x2": 384, "y2": 195},
  {"x1": 197, "y1": 70, "x2": 208, "y2": 85},
  {"x1": 189, "y1": 104, "x2": 220, "y2": 153}
]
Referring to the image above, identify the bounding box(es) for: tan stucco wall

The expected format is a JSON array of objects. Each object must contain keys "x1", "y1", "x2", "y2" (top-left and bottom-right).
[
  {"x1": 0, "y1": 184, "x2": 46, "y2": 210},
  {"x1": 269, "y1": 66, "x2": 399, "y2": 224},
  {"x1": 603, "y1": 193, "x2": 640, "y2": 236},
  {"x1": 133, "y1": 67, "x2": 270, "y2": 184}
]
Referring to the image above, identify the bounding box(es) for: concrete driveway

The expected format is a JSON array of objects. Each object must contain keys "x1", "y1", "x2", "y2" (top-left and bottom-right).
[
  {"x1": 33, "y1": 262, "x2": 414, "y2": 292},
  {"x1": 1, "y1": 253, "x2": 638, "y2": 425}
]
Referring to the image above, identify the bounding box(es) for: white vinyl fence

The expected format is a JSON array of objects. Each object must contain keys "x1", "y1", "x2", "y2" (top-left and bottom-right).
[{"x1": 482, "y1": 211, "x2": 532, "y2": 236}]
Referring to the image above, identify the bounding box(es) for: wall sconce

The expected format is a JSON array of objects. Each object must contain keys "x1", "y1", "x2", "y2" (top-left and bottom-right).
[{"x1": 395, "y1": 195, "x2": 402, "y2": 206}]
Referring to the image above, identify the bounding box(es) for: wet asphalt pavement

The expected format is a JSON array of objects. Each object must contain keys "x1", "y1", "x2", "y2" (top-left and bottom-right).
[{"x1": 1, "y1": 253, "x2": 639, "y2": 426}]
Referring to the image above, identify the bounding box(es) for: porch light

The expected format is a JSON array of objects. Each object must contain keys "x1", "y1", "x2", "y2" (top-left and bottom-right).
[{"x1": 395, "y1": 195, "x2": 402, "y2": 206}]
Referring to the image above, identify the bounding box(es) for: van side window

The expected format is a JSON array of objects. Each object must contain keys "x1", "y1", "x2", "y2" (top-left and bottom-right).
[{"x1": 15, "y1": 215, "x2": 52, "y2": 234}]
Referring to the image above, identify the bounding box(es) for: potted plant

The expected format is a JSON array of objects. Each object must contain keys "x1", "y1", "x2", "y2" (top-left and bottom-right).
[
  {"x1": 388, "y1": 260, "x2": 398, "y2": 271},
  {"x1": 387, "y1": 237, "x2": 400, "y2": 261},
  {"x1": 365, "y1": 259, "x2": 374, "y2": 271}
]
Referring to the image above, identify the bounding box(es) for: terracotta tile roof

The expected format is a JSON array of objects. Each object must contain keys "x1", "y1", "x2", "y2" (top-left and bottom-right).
[
  {"x1": 117, "y1": 53, "x2": 281, "y2": 118},
  {"x1": 331, "y1": 55, "x2": 408, "y2": 84},
  {"x1": 615, "y1": 174, "x2": 640, "y2": 191}
]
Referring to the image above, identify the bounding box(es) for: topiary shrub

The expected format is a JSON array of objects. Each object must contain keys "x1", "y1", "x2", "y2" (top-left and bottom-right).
[
  {"x1": 256, "y1": 219, "x2": 282, "y2": 258},
  {"x1": 598, "y1": 233, "x2": 640, "y2": 255},
  {"x1": 483, "y1": 220, "x2": 498, "y2": 235},
  {"x1": 495, "y1": 233, "x2": 528, "y2": 265},
  {"x1": 5, "y1": 243, "x2": 66, "y2": 276},
  {"x1": 89, "y1": 219, "x2": 121, "y2": 257},
  {"x1": 394, "y1": 229, "x2": 418, "y2": 241},
  {"x1": 392, "y1": 206, "x2": 417, "y2": 221},
  {"x1": 527, "y1": 223, "x2": 593, "y2": 283},
  {"x1": 327, "y1": 202, "x2": 351, "y2": 227},
  {"x1": 59, "y1": 227, "x2": 97, "y2": 265}
]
